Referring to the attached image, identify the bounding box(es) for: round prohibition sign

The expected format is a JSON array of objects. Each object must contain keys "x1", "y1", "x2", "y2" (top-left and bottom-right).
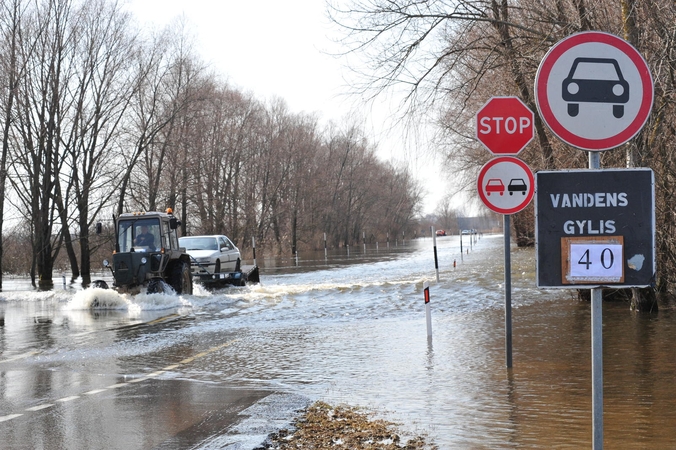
[
  {"x1": 535, "y1": 31, "x2": 653, "y2": 151},
  {"x1": 477, "y1": 156, "x2": 534, "y2": 215}
]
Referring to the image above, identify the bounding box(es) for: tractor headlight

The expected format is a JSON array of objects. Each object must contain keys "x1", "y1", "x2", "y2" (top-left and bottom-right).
[{"x1": 141, "y1": 257, "x2": 147, "y2": 264}]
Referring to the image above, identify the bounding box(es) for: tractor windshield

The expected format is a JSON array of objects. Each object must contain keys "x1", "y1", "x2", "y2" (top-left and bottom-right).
[{"x1": 117, "y1": 218, "x2": 161, "y2": 252}]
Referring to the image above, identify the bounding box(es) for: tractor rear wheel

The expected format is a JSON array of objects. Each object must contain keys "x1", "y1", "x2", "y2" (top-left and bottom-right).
[{"x1": 170, "y1": 261, "x2": 193, "y2": 295}]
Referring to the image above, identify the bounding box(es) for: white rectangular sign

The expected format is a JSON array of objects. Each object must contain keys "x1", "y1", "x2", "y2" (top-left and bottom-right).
[{"x1": 561, "y1": 236, "x2": 624, "y2": 284}]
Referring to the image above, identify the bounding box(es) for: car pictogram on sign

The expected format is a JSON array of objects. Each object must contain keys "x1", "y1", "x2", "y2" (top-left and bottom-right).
[
  {"x1": 508, "y1": 178, "x2": 528, "y2": 195},
  {"x1": 562, "y1": 57, "x2": 629, "y2": 118},
  {"x1": 485, "y1": 178, "x2": 505, "y2": 196}
]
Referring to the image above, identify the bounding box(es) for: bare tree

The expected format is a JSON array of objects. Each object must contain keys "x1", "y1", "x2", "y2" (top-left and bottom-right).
[
  {"x1": 58, "y1": 0, "x2": 137, "y2": 285},
  {"x1": 10, "y1": 0, "x2": 79, "y2": 288},
  {"x1": 0, "y1": 0, "x2": 26, "y2": 288},
  {"x1": 0, "y1": 0, "x2": 425, "y2": 282}
]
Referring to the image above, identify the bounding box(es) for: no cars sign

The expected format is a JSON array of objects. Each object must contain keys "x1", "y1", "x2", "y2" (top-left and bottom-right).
[{"x1": 535, "y1": 31, "x2": 653, "y2": 151}]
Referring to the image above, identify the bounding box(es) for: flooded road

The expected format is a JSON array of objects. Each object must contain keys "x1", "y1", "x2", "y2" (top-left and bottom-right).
[{"x1": 2, "y1": 234, "x2": 676, "y2": 448}]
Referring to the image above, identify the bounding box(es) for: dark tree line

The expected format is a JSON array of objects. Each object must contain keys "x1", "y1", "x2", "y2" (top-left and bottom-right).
[
  {"x1": 0, "y1": 0, "x2": 422, "y2": 288},
  {"x1": 329, "y1": 0, "x2": 676, "y2": 309}
]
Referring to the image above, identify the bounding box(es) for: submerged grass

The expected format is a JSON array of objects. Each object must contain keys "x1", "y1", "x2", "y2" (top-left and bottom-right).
[{"x1": 256, "y1": 401, "x2": 437, "y2": 449}]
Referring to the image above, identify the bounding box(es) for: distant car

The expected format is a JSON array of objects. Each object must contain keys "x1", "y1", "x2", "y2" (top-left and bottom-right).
[
  {"x1": 436, "y1": 229, "x2": 446, "y2": 237},
  {"x1": 179, "y1": 235, "x2": 241, "y2": 274},
  {"x1": 508, "y1": 178, "x2": 528, "y2": 195},
  {"x1": 461, "y1": 230, "x2": 470, "y2": 235},
  {"x1": 485, "y1": 178, "x2": 505, "y2": 196},
  {"x1": 562, "y1": 57, "x2": 629, "y2": 118}
]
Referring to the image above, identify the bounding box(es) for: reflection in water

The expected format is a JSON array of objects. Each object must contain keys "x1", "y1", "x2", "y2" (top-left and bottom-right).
[{"x1": 1, "y1": 235, "x2": 676, "y2": 447}]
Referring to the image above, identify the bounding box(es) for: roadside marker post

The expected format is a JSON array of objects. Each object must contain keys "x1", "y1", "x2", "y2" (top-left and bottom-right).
[
  {"x1": 423, "y1": 281, "x2": 432, "y2": 338},
  {"x1": 252, "y1": 237, "x2": 257, "y2": 267},
  {"x1": 431, "y1": 226, "x2": 440, "y2": 282}
]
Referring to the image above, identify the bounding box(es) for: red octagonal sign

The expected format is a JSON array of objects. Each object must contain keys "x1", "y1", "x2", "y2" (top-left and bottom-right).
[{"x1": 476, "y1": 96, "x2": 534, "y2": 155}]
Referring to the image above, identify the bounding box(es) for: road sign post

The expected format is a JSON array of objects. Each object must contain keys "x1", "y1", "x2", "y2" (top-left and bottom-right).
[
  {"x1": 535, "y1": 31, "x2": 655, "y2": 450},
  {"x1": 476, "y1": 97, "x2": 535, "y2": 369},
  {"x1": 476, "y1": 155, "x2": 534, "y2": 369}
]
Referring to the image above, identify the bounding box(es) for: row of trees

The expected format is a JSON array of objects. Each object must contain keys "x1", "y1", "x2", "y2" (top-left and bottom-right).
[
  {"x1": 0, "y1": 0, "x2": 422, "y2": 288},
  {"x1": 330, "y1": 0, "x2": 676, "y2": 309}
]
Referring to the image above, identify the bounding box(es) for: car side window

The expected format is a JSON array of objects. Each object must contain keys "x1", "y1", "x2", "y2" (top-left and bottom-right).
[{"x1": 219, "y1": 237, "x2": 228, "y2": 250}]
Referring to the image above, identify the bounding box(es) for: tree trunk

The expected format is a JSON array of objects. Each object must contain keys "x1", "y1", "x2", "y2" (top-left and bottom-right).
[{"x1": 621, "y1": 0, "x2": 658, "y2": 312}]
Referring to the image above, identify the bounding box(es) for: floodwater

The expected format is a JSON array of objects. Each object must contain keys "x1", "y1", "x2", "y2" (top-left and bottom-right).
[{"x1": 2, "y1": 234, "x2": 676, "y2": 448}]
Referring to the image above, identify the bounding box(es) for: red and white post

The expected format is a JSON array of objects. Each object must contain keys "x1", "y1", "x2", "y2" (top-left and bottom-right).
[{"x1": 423, "y1": 281, "x2": 432, "y2": 338}]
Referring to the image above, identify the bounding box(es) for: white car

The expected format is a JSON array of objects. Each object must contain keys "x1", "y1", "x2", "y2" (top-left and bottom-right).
[{"x1": 179, "y1": 235, "x2": 241, "y2": 274}]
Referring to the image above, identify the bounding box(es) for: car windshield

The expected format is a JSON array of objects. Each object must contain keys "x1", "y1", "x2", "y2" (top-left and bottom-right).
[
  {"x1": 571, "y1": 61, "x2": 619, "y2": 81},
  {"x1": 180, "y1": 237, "x2": 218, "y2": 251}
]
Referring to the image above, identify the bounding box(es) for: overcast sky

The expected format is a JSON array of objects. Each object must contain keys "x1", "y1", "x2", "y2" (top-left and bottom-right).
[{"x1": 124, "y1": 0, "x2": 450, "y2": 215}]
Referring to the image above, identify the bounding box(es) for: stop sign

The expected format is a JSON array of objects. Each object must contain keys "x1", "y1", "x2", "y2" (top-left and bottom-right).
[{"x1": 476, "y1": 96, "x2": 534, "y2": 155}]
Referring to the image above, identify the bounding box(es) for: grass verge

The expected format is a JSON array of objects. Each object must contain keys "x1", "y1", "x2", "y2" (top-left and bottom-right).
[{"x1": 255, "y1": 401, "x2": 438, "y2": 449}]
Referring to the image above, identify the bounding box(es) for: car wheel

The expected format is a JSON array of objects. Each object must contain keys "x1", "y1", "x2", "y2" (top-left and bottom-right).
[
  {"x1": 215, "y1": 259, "x2": 221, "y2": 274},
  {"x1": 568, "y1": 103, "x2": 579, "y2": 117},
  {"x1": 613, "y1": 105, "x2": 624, "y2": 118}
]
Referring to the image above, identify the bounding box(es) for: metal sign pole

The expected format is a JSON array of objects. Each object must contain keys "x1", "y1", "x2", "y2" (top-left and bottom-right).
[
  {"x1": 589, "y1": 151, "x2": 603, "y2": 449},
  {"x1": 504, "y1": 214, "x2": 512, "y2": 369},
  {"x1": 591, "y1": 288, "x2": 603, "y2": 448}
]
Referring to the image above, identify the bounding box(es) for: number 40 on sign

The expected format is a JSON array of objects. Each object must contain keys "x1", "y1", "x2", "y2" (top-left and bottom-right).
[{"x1": 561, "y1": 236, "x2": 624, "y2": 285}]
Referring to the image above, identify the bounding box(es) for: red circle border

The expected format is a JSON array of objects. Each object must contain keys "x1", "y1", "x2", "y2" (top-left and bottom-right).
[
  {"x1": 535, "y1": 32, "x2": 653, "y2": 151},
  {"x1": 477, "y1": 156, "x2": 534, "y2": 215}
]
